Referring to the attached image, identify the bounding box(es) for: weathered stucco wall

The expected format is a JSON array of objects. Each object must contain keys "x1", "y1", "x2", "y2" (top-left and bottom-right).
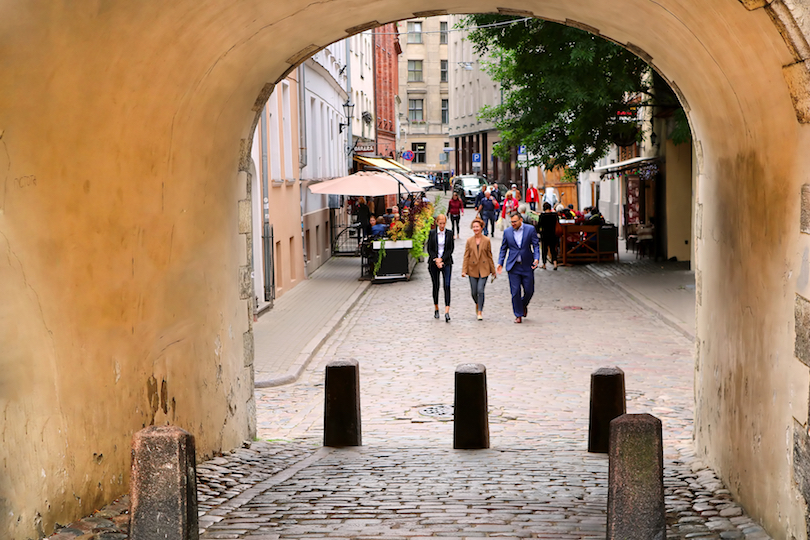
[
  {"x1": 665, "y1": 138, "x2": 693, "y2": 262},
  {"x1": 1, "y1": 0, "x2": 810, "y2": 539}
]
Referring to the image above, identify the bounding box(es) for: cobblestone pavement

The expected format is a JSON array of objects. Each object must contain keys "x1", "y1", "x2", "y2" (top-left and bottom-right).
[{"x1": 48, "y1": 212, "x2": 772, "y2": 540}]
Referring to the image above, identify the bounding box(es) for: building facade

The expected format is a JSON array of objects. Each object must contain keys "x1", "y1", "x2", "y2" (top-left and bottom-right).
[
  {"x1": 348, "y1": 31, "x2": 376, "y2": 155},
  {"x1": 373, "y1": 23, "x2": 401, "y2": 159},
  {"x1": 397, "y1": 16, "x2": 451, "y2": 175},
  {"x1": 447, "y1": 16, "x2": 519, "y2": 186},
  {"x1": 250, "y1": 42, "x2": 349, "y2": 313}
]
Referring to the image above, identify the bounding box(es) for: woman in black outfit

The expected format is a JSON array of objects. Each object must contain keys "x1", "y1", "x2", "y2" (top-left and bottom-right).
[
  {"x1": 537, "y1": 202, "x2": 559, "y2": 270},
  {"x1": 357, "y1": 197, "x2": 371, "y2": 238},
  {"x1": 426, "y1": 214, "x2": 454, "y2": 322}
]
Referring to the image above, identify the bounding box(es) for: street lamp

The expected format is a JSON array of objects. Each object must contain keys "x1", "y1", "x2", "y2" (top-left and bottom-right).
[{"x1": 338, "y1": 99, "x2": 355, "y2": 133}]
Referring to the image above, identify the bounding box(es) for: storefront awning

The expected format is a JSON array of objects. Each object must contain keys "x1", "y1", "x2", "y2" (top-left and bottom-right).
[
  {"x1": 354, "y1": 155, "x2": 411, "y2": 172},
  {"x1": 593, "y1": 156, "x2": 658, "y2": 176}
]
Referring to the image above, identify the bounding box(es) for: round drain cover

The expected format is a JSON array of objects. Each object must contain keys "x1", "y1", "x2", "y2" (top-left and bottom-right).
[{"x1": 419, "y1": 404, "x2": 454, "y2": 418}]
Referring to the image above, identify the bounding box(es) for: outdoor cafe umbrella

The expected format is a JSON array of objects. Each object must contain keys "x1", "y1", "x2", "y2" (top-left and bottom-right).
[
  {"x1": 394, "y1": 172, "x2": 433, "y2": 189},
  {"x1": 308, "y1": 170, "x2": 422, "y2": 197}
]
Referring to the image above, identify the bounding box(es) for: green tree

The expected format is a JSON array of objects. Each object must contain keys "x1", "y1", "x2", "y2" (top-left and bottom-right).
[{"x1": 461, "y1": 15, "x2": 687, "y2": 174}]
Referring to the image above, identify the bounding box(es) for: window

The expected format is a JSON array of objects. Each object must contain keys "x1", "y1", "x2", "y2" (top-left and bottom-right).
[
  {"x1": 412, "y1": 142, "x2": 426, "y2": 163},
  {"x1": 441, "y1": 99, "x2": 449, "y2": 124},
  {"x1": 408, "y1": 99, "x2": 424, "y2": 121},
  {"x1": 440, "y1": 22, "x2": 448, "y2": 44},
  {"x1": 407, "y1": 60, "x2": 423, "y2": 82},
  {"x1": 440, "y1": 60, "x2": 448, "y2": 83},
  {"x1": 440, "y1": 142, "x2": 449, "y2": 164},
  {"x1": 407, "y1": 21, "x2": 422, "y2": 43}
]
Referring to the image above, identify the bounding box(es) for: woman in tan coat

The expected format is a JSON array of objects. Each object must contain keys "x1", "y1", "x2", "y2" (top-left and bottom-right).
[{"x1": 461, "y1": 217, "x2": 497, "y2": 320}]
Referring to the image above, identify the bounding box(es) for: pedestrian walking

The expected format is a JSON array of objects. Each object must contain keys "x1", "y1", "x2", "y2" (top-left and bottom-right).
[
  {"x1": 525, "y1": 185, "x2": 540, "y2": 212},
  {"x1": 476, "y1": 190, "x2": 499, "y2": 237},
  {"x1": 501, "y1": 192, "x2": 519, "y2": 221},
  {"x1": 447, "y1": 191, "x2": 464, "y2": 239},
  {"x1": 461, "y1": 217, "x2": 497, "y2": 321},
  {"x1": 427, "y1": 214, "x2": 454, "y2": 322},
  {"x1": 357, "y1": 197, "x2": 371, "y2": 238},
  {"x1": 537, "y1": 202, "x2": 559, "y2": 270},
  {"x1": 497, "y1": 211, "x2": 540, "y2": 324}
]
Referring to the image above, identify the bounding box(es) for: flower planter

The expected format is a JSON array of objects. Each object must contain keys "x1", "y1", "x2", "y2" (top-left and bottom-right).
[{"x1": 371, "y1": 240, "x2": 417, "y2": 282}]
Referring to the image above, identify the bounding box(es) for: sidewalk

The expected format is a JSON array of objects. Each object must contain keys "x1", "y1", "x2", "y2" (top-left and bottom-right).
[
  {"x1": 586, "y1": 250, "x2": 696, "y2": 340},
  {"x1": 253, "y1": 256, "x2": 370, "y2": 387}
]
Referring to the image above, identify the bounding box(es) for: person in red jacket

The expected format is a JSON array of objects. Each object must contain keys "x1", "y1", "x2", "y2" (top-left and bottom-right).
[
  {"x1": 447, "y1": 191, "x2": 465, "y2": 239},
  {"x1": 525, "y1": 185, "x2": 540, "y2": 211}
]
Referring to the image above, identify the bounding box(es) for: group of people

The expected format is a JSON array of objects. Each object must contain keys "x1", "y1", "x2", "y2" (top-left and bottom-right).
[
  {"x1": 355, "y1": 193, "x2": 436, "y2": 239},
  {"x1": 469, "y1": 182, "x2": 525, "y2": 237},
  {"x1": 427, "y1": 208, "x2": 546, "y2": 324}
]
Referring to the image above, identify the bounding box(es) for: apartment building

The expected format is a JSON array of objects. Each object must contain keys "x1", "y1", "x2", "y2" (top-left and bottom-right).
[{"x1": 397, "y1": 16, "x2": 451, "y2": 175}]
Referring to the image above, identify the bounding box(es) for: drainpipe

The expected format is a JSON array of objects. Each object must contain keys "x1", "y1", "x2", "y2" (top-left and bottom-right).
[
  {"x1": 260, "y1": 106, "x2": 272, "y2": 302},
  {"x1": 345, "y1": 39, "x2": 353, "y2": 173},
  {"x1": 297, "y1": 66, "x2": 308, "y2": 277},
  {"x1": 298, "y1": 63, "x2": 308, "y2": 170}
]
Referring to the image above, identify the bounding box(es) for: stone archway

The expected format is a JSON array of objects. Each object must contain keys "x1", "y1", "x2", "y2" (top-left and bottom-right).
[{"x1": 1, "y1": 1, "x2": 810, "y2": 538}]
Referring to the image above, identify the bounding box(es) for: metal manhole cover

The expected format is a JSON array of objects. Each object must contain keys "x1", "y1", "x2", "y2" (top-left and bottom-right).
[{"x1": 419, "y1": 404, "x2": 454, "y2": 418}]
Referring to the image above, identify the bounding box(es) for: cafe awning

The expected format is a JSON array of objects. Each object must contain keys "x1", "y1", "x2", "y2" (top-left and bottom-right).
[
  {"x1": 354, "y1": 155, "x2": 411, "y2": 172},
  {"x1": 593, "y1": 156, "x2": 658, "y2": 176},
  {"x1": 308, "y1": 171, "x2": 422, "y2": 197}
]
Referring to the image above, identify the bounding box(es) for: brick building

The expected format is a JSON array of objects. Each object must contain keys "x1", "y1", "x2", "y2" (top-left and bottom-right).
[{"x1": 373, "y1": 23, "x2": 401, "y2": 159}]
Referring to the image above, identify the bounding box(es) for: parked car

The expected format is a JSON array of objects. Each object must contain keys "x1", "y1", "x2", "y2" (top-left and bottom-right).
[{"x1": 452, "y1": 175, "x2": 488, "y2": 207}]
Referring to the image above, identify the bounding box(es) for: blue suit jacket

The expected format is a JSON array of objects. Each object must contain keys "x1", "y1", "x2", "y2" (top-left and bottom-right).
[{"x1": 498, "y1": 224, "x2": 540, "y2": 272}]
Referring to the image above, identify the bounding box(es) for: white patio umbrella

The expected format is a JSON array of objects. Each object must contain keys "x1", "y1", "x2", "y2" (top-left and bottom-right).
[
  {"x1": 395, "y1": 172, "x2": 432, "y2": 189},
  {"x1": 308, "y1": 171, "x2": 422, "y2": 196}
]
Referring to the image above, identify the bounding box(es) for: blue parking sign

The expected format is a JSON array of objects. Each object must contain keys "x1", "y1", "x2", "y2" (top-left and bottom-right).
[
  {"x1": 518, "y1": 145, "x2": 527, "y2": 155},
  {"x1": 472, "y1": 153, "x2": 481, "y2": 163}
]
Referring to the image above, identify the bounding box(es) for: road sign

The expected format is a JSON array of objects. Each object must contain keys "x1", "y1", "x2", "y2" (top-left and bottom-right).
[
  {"x1": 518, "y1": 145, "x2": 527, "y2": 155},
  {"x1": 402, "y1": 150, "x2": 415, "y2": 161},
  {"x1": 472, "y1": 152, "x2": 481, "y2": 169},
  {"x1": 517, "y1": 154, "x2": 528, "y2": 162}
]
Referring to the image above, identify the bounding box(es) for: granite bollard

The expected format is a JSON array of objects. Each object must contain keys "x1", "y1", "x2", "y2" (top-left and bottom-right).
[
  {"x1": 588, "y1": 366, "x2": 626, "y2": 453},
  {"x1": 324, "y1": 358, "x2": 362, "y2": 446},
  {"x1": 607, "y1": 413, "x2": 665, "y2": 540},
  {"x1": 129, "y1": 425, "x2": 199, "y2": 540},
  {"x1": 453, "y1": 363, "x2": 489, "y2": 449}
]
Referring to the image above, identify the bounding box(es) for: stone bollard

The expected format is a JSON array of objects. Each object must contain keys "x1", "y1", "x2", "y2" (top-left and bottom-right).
[
  {"x1": 324, "y1": 359, "x2": 362, "y2": 447},
  {"x1": 129, "y1": 425, "x2": 199, "y2": 540},
  {"x1": 607, "y1": 413, "x2": 665, "y2": 540},
  {"x1": 453, "y1": 363, "x2": 489, "y2": 449},
  {"x1": 588, "y1": 366, "x2": 626, "y2": 453}
]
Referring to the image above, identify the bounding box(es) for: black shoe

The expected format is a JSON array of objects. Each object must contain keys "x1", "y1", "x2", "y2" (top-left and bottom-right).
[
  {"x1": 434, "y1": 309, "x2": 439, "y2": 319},
  {"x1": 445, "y1": 313, "x2": 451, "y2": 323}
]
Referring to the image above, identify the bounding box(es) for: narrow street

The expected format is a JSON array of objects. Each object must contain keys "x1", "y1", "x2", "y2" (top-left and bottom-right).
[
  {"x1": 196, "y1": 209, "x2": 767, "y2": 539},
  {"x1": 50, "y1": 208, "x2": 771, "y2": 540}
]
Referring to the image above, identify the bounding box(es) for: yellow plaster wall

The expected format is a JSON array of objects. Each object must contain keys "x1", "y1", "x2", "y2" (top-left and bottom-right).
[
  {"x1": 0, "y1": 1, "x2": 809, "y2": 539},
  {"x1": 665, "y1": 139, "x2": 693, "y2": 262}
]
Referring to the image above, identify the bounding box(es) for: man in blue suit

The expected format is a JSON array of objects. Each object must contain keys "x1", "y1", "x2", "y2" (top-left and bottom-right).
[{"x1": 497, "y1": 211, "x2": 541, "y2": 323}]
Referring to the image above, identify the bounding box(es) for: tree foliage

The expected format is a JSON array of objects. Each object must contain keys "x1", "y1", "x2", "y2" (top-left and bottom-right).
[{"x1": 461, "y1": 15, "x2": 687, "y2": 173}]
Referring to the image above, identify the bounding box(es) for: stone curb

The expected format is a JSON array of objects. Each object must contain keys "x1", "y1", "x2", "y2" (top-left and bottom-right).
[
  {"x1": 584, "y1": 264, "x2": 695, "y2": 341},
  {"x1": 254, "y1": 279, "x2": 371, "y2": 388}
]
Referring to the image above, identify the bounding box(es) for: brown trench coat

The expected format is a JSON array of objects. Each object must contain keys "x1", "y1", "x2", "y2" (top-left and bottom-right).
[{"x1": 461, "y1": 235, "x2": 497, "y2": 278}]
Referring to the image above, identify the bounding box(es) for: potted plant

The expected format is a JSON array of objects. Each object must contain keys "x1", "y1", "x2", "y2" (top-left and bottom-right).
[{"x1": 371, "y1": 197, "x2": 434, "y2": 282}]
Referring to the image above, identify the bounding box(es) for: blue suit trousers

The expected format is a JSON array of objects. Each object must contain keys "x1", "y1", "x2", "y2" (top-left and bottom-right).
[{"x1": 507, "y1": 265, "x2": 535, "y2": 318}]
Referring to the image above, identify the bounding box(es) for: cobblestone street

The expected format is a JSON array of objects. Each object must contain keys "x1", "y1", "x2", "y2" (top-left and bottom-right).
[
  {"x1": 201, "y1": 213, "x2": 768, "y2": 539},
  {"x1": 50, "y1": 213, "x2": 771, "y2": 540}
]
